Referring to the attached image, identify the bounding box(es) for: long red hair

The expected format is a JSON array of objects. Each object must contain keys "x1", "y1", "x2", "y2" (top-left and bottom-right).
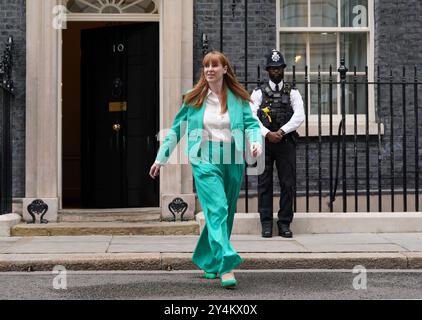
[{"x1": 184, "y1": 51, "x2": 250, "y2": 113}]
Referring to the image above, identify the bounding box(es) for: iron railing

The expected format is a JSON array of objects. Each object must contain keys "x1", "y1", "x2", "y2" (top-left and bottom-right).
[
  {"x1": 0, "y1": 36, "x2": 14, "y2": 215},
  {"x1": 199, "y1": 0, "x2": 421, "y2": 213},
  {"x1": 236, "y1": 62, "x2": 420, "y2": 213}
]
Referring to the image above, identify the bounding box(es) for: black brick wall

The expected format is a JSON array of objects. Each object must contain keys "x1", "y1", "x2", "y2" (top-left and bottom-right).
[
  {"x1": 374, "y1": 0, "x2": 422, "y2": 194},
  {"x1": 194, "y1": 0, "x2": 422, "y2": 203},
  {"x1": 194, "y1": 0, "x2": 276, "y2": 88},
  {"x1": 0, "y1": 0, "x2": 26, "y2": 198}
]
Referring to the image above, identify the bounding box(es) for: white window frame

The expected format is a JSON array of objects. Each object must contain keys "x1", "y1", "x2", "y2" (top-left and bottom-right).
[{"x1": 276, "y1": 0, "x2": 379, "y2": 136}]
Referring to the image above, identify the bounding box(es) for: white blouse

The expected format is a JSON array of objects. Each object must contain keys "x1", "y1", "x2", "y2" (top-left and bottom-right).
[{"x1": 203, "y1": 90, "x2": 232, "y2": 143}]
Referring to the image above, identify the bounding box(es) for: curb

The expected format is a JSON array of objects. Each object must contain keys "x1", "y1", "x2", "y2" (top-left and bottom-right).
[{"x1": 1, "y1": 252, "x2": 421, "y2": 272}]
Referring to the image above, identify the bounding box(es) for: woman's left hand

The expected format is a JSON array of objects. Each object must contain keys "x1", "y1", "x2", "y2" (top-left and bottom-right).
[
  {"x1": 250, "y1": 143, "x2": 262, "y2": 158},
  {"x1": 149, "y1": 162, "x2": 162, "y2": 179}
]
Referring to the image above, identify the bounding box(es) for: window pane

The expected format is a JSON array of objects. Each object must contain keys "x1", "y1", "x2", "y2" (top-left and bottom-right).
[
  {"x1": 310, "y1": 75, "x2": 338, "y2": 115},
  {"x1": 345, "y1": 75, "x2": 366, "y2": 114},
  {"x1": 341, "y1": 0, "x2": 368, "y2": 27},
  {"x1": 311, "y1": 0, "x2": 338, "y2": 27},
  {"x1": 279, "y1": 33, "x2": 307, "y2": 72},
  {"x1": 310, "y1": 33, "x2": 337, "y2": 72},
  {"x1": 340, "y1": 33, "x2": 367, "y2": 71},
  {"x1": 280, "y1": 0, "x2": 308, "y2": 27}
]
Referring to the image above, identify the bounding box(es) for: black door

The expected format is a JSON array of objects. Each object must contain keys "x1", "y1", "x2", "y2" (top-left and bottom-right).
[{"x1": 81, "y1": 23, "x2": 159, "y2": 208}]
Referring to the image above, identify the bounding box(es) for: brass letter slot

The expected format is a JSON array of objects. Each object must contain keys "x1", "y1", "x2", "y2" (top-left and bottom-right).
[{"x1": 109, "y1": 102, "x2": 127, "y2": 112}]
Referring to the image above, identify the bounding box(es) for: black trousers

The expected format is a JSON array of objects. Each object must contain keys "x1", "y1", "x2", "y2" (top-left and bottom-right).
[{"x1": 258, "y1": 135, "x2": 296, "y2": 228}]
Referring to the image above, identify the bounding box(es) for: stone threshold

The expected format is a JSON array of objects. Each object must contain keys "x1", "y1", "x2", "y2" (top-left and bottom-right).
[
  {"x1": 11, "y1": 221, "x2": 199, "y2": 237},
  {"x1": 58, "y1": 208, "x2": 161, "y2": 223}
]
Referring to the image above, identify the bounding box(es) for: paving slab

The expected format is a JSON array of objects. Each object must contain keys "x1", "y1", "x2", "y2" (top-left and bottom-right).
[
  {"x1": 379, "y1": 233, "x2": 422, "y2": 241},
  {"x1": 297, "y1": 243, "x2": 407, "y2": 253},
  {"x1": 0, "y1": 246, "x2": 12, "y2": 253},
  {"x1": 0, "y1": 245, "x2": 17, "y2": 253},
  {"x1": 0, "y1": 238, "x2": 22, "y2": 251},
  {"x1": 110, "y1": 235, "x2": 198, "y2": 244},
  {"x1": 0, "y1": 238, "x2": 31, "y2": 253},
  {"x1": 108, "y1": 243, "x2": 196, "y2": 253},
  {"x1": 1, "y1": 241, "x2": 110, "y2": 254},
  {"x1": 230, "y1": 235, "x2": 299, "y2": 241},
  {"x1": 390, "y1": 241, "x2": 422, "y2": 252},
  {"x1": 293, "y1": 233, "x2": 392, "y2": 244},
  {"x1": 232, "y1": 240, "x2": 308, "y2": 253},
  {"x1": 0, "y1": 237, "x2": 22, "y2": 242},
  {"x1": 28, "y1": 236, "x2": 113, "y2": 242}
]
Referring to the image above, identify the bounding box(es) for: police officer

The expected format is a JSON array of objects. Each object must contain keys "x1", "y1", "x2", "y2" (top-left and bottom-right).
[{"x1": 250, "y1": 49, "x2": 305, "y2": 238}]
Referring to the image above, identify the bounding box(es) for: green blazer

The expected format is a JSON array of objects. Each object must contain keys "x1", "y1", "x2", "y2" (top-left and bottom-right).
[{"x1": 156, "y1": 89, "x2": 262, "y2": 164}]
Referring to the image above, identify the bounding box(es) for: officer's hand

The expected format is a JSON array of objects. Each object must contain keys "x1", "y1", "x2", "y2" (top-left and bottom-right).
[
  {"x1": 266, "y1": 131, "x2": 283, "y2": 143},
  {"x1": 278, "y1": 129, "x2": 286, "y2": 137},
  {"x1": 149, "y1": 162, "x2": 162, "y2": 179}
]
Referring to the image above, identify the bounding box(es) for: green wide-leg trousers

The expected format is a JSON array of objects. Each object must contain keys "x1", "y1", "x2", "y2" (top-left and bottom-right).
[{"x1": 191, "y1": 142, "x2": 245, "y2": 276}]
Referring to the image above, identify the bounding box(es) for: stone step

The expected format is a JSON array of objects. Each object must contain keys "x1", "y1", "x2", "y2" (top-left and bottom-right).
[
  {"x1": 11, "y1": 221, "x2": 199, "y2": 237},
  {"x1": 58, "y1": 208, "x2": 161, "y2": 223},
  {"x1": 197, "y1": 212, "x2": 422, "y2": 234}
]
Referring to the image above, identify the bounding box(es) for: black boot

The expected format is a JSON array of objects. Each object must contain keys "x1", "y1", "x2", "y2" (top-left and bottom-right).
[
  {"x1": 278, "y1": 223, "x2": 293, "y2": 238},
  {"x1": 261, "y1": 222, "x2": 273, "y2": 238}
]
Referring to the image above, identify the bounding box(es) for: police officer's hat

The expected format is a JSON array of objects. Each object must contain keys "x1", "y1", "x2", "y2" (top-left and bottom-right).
[{"x1": 265, "y1": 49, "x2": 287, "y2": 70}]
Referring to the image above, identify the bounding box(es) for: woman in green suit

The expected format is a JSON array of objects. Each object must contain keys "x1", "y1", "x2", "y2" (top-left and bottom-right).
[{"x1": 149, "y1": 51, "x2": 262, "y2": 289}]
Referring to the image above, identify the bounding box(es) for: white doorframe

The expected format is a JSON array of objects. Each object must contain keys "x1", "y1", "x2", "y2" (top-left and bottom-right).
[
  {"x1": 57, "y1": 9, "x2": 163, "y2": 210},
  {"x1": 25, "y1": 0, "x2": 193, "y2": 221}
]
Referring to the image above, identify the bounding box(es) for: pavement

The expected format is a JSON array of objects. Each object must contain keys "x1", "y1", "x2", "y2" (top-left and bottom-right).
[{"x1": 1, "y1": 233, "x2": 422, "y2": 271}]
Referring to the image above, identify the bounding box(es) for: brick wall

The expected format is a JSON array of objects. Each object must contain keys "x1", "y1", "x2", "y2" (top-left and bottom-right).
[
  {"x1": 374, "y1": 0, "x2": 422, "y2": 194},
  {"x1": 194, "y1": 0, "x2": 276, "y2": 88}
]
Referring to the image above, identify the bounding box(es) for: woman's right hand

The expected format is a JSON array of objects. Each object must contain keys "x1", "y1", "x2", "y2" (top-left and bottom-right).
[{"x1": 149, "y1": 162, "x2": 162, "y2": 179}]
